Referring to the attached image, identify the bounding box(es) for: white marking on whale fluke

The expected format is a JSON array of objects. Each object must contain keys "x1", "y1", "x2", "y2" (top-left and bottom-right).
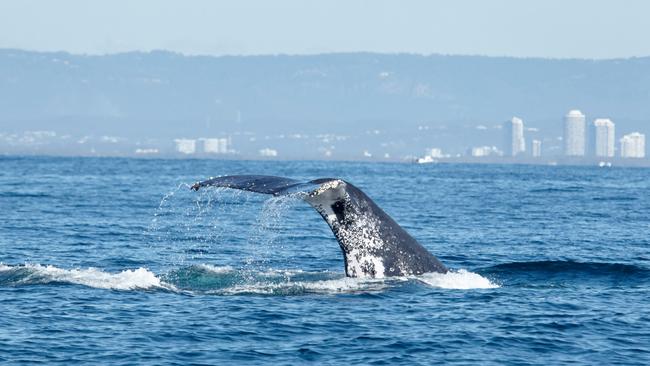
[
  {"x1": 335, "y1": 212, "x2": 387, "y2": 278},
  {"x1": 346, "y1": 249, "x2": 386, "y2": 279},
  {"x1": 313, "y1": 179, "x2": 343, "y2": 195},
  {"x1": 305, "y1": 179, "x2": 346, "y2": 225},
  {"x1": 307, "y1": 182, "x2": 388, "y2": 278}
]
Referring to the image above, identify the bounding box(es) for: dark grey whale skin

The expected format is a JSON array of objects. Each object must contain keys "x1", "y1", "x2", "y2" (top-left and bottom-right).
[{"x1": 192, "y1": 175, "x2": 448, "y2": 277}]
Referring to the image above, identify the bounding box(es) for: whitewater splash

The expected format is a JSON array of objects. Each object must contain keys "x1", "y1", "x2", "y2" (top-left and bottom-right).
[
  {"x1": 0, "y1": 263, "x2": 166, "y2": 291},
  {"x1": 147, "y1": 185, "x2": 303, "y2": 268},
  {"x1": 0, "y1": 263, "x2": 498, "y2": 294},
  {"x1": 417, "y1": 269, "x2": 499, "y2": 289}
]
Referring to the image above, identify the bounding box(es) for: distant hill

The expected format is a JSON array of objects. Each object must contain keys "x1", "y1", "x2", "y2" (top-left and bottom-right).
[{"x1": 0, "y1": 49, "x2": 649, "y2": 157}]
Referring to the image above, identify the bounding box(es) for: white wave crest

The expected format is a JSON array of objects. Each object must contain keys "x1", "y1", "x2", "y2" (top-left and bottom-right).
[
  {"x1": 417, "y1": 269, "x2": 499, "y2": 289},
  {"x1": 197, "y1": 264, "x2": 235, "y2": 273},
  {"x1": 6, "y1": 264, "x2": 165, "y2": 290}
]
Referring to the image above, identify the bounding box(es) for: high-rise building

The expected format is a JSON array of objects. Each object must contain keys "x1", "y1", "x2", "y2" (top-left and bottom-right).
[
  {"x1": 532, "y1": 139, "x2": 542, "y2": 157},
  {"x1": 174, "y1": 139, "x2": 196, "y2": 154},
  {"x1": 620, "y1": 132, "x2": 646, "y2": 158},
  {"x1": 503, "y1": 117, "x2": 526, "y2": 156},
  {"x1": 593, "y1": 118, "x2": 615, "y2": 158},
  {"x1": 564, "y1": 110, "x2": 586, "y2": 156}
]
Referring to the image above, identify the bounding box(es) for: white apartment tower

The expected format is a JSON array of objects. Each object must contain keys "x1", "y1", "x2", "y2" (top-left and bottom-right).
[
  {"x1": 620, "y1": 133, "x2": 646, "y2": 158},
  {"x1": 564, "y1": 110, "x2": 586, "y2": 156},
  {"x1": 503, "y1": 117, "x2": 526, "y2": 156},
  {"x1": 593, "y1": 118, "x2": 615, "y2": 157},
  {"x1": 532, "y1": 139, "x2": 542, "y2": 157}
]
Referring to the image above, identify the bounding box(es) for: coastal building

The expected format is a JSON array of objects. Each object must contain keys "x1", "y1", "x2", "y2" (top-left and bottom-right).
[
  {"x1": 564, "y1": 110, "x2": 586, "y2": 156},
  {"x1": 259, "y1": 148, "x2": 278, "y2": 157},
  {"x1": 417, "y1": 148, "x2": 444, "y2": 163},
  {"x1": 416, "y1": 147, "x2": 442, "y2": 164},
  {"x1": 134, "y1": 148, "x2": 159, "y2": 155},
  {"x1": 503, "y1": 117, "x2": 526, "y2": 156},
  {"x1": 620, "y1": 133, "x2": 646, "y2": 158},
  {"x1": 174, "y1": 139, "x2": 196, "y2": 154},
  {"x1": 593, "y1": 119, "x2": 615, "y2": 157},
  {"x1": 532, "y1": 140, "x2": 542, "y2": 157},
  {"x1": 426, "y1": 148, "x2": 443, "y2": 158},
  {"x1": 202, "y1": 138, "x2": 229, "y2": 154},
  {"x1": 471, "y1": 146, "x2": 500, "y2": 157}
]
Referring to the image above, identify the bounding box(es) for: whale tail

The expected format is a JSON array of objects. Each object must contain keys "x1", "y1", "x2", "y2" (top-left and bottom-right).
[{"x1": 191, "y1": 175, "x2": 447, "y2": 278}]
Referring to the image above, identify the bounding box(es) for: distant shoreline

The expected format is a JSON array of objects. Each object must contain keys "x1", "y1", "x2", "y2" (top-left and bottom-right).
[{"x1": 2, "y1": 153, "x2": 649, "y2": 169}]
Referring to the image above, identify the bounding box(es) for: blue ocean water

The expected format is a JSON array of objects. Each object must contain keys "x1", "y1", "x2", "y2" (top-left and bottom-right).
[{"x1": 1, "y1": 156, "x2": 649, "y2": 365}]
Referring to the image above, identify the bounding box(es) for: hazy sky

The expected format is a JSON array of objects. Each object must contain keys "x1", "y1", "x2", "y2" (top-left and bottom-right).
[{"x1": 1, "y1": 0, "x2": 649, "y2": 59}]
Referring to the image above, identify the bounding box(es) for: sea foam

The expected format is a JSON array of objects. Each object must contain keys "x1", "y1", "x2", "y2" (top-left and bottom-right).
[
  {"x1": 417, "y1": 269, "x2": 499, "y2": 289},
  {"x1": 0, "y1": 264, "x2": 165, "y2": 290}
]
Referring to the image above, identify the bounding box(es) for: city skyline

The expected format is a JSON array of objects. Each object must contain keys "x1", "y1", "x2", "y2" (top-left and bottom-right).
[
  {"x1": 3, "y1": 108, "x2": 647, "y2": 163},
  {"x1": 464, "y1": 110, "x2": 646, "y2": 162}
]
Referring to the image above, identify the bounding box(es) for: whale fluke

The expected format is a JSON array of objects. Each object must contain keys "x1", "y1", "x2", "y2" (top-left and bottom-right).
[
  {"x1": 192, "y1": 175, "x2": 447, "y2": 278},
  {"x1": 191, "y1": 175, "x2": 306, "y2": 195}
]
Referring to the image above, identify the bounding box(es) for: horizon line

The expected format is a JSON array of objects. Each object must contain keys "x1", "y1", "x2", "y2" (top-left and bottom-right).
[{"x1": 2, "y1": 47, "x2": 649, "y2": 62}]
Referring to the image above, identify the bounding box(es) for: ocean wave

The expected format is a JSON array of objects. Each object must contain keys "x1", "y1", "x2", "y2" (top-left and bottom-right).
[
  {"x1": 592, "y1": 196, "x2": 638, "y2": 202},
  {"x1": 0, "y1": 263, "x2": 498, "y2": 295},
  {"x1": 482, "y1": 260, "x2": 647, "y2": 276},
  {"x1": 529, "y1": 186, "x2": 584, "y2": 193},
  {"x1": 0, "y1": 263, "x2": 166, "y2": 290},
  {"x1": 0, "y1": 191, "x2": 51, "y2": 198},
  {"x1": 478, "y1": 260, "x2": 650, "y2": 286}
]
